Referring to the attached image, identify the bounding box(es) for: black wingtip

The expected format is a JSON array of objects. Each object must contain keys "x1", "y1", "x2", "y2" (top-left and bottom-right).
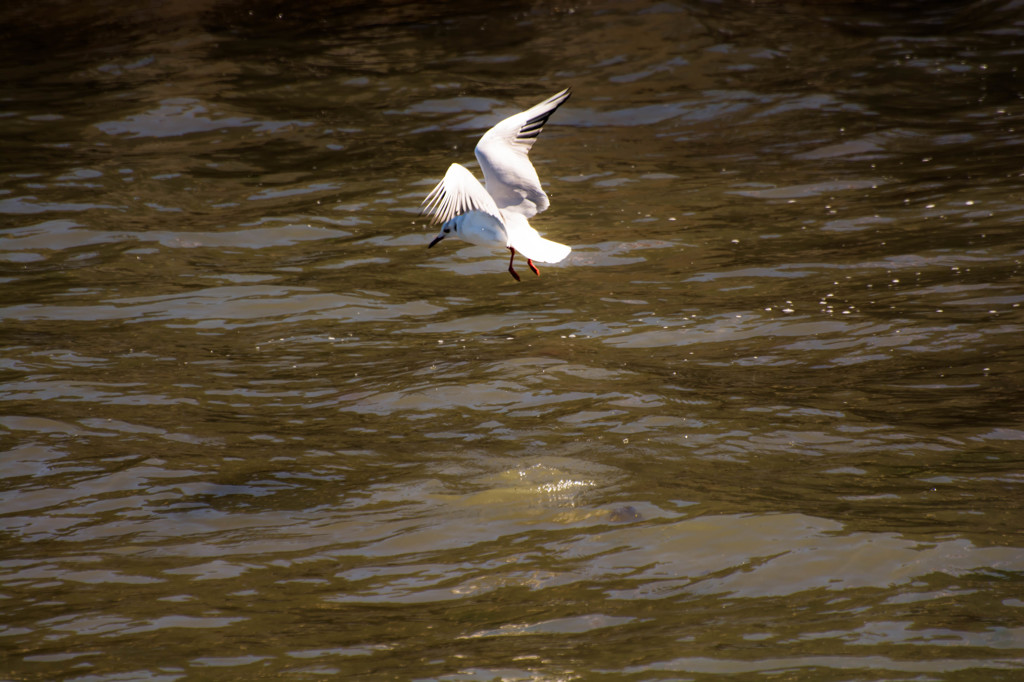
[{"x1": 516, "y1": 87, "x2": 573, "y2": 142}]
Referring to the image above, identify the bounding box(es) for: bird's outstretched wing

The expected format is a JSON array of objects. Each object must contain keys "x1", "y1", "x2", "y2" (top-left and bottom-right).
[
  {"x1": 474, "y1": 87, "x2": 571, "y2": 219},
  {"x1": 421, "y1": 163, "x2": 502, "y2": 225}
]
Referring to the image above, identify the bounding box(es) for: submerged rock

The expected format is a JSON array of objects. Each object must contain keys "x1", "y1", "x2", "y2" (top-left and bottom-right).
[{"x1": 608, "y1": 505, "x2": 642, "y2": 523}]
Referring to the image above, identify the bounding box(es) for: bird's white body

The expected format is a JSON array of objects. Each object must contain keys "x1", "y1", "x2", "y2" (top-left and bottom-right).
[
  {"x1": 422, "y1": 88, "x2": 573, "y2": 280},
  {"x1": 439, "y1": 209, "x2": 571, "y2": 263}
]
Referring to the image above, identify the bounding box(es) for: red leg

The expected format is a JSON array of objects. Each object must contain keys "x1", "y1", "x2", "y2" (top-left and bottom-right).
[
  {"x1": 507, "y1": 247, "x2": 521, "y2": 281},
  {"x1": 527, "y1": 259, "x2": 540, "y2": 276}
]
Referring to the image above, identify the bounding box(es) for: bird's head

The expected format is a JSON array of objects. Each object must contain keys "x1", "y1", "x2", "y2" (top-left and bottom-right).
[{"x1": 428, "y1": 217, "x2": 459, "y2": 248}]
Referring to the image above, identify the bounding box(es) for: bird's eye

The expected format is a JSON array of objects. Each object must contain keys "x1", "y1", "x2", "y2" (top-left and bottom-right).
[{"x1": 443, "y1": 228, "x2": 450, "y2": 233}]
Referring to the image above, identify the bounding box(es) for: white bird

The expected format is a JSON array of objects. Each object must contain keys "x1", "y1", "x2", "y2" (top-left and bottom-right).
[{"x1": 422, "y1": 88, "x2": 573, "y2": 281}]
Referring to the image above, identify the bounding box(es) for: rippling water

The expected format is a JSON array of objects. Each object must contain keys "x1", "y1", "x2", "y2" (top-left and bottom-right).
[{"x1": 3, "y1": 1, "x2": 1024, "y2": 679}]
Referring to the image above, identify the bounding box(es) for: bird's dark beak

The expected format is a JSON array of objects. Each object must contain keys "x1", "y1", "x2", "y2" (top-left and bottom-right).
[{"x1": 428, "y1": 234, "x2": 444, "y2": 249}]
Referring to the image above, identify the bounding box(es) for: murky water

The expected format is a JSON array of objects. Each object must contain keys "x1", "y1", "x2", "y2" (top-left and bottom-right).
[{"x1": 3, "y1": 1, "x2": 1024, "y2": 679}]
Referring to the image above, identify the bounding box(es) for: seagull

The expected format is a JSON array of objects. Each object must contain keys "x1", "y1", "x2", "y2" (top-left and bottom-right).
[{"x1": 422, "y1": 88, "x2": 573, "y2": 281}]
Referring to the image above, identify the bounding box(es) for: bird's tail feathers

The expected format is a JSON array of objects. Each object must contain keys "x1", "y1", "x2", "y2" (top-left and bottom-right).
[{"x1": 510, "y1": 234, "x2": 571, "y2": 263}]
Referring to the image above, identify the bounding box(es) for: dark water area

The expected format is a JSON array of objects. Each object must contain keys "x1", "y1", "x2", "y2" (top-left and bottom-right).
[{"x1": 3, "y1": 0, "x2": 1024, "y2": 679}]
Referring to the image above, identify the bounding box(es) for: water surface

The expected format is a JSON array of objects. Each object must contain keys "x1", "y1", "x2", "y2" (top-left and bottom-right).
[{"x1": 3, "y1": 1, "x2": 1024, "y2": 679}]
